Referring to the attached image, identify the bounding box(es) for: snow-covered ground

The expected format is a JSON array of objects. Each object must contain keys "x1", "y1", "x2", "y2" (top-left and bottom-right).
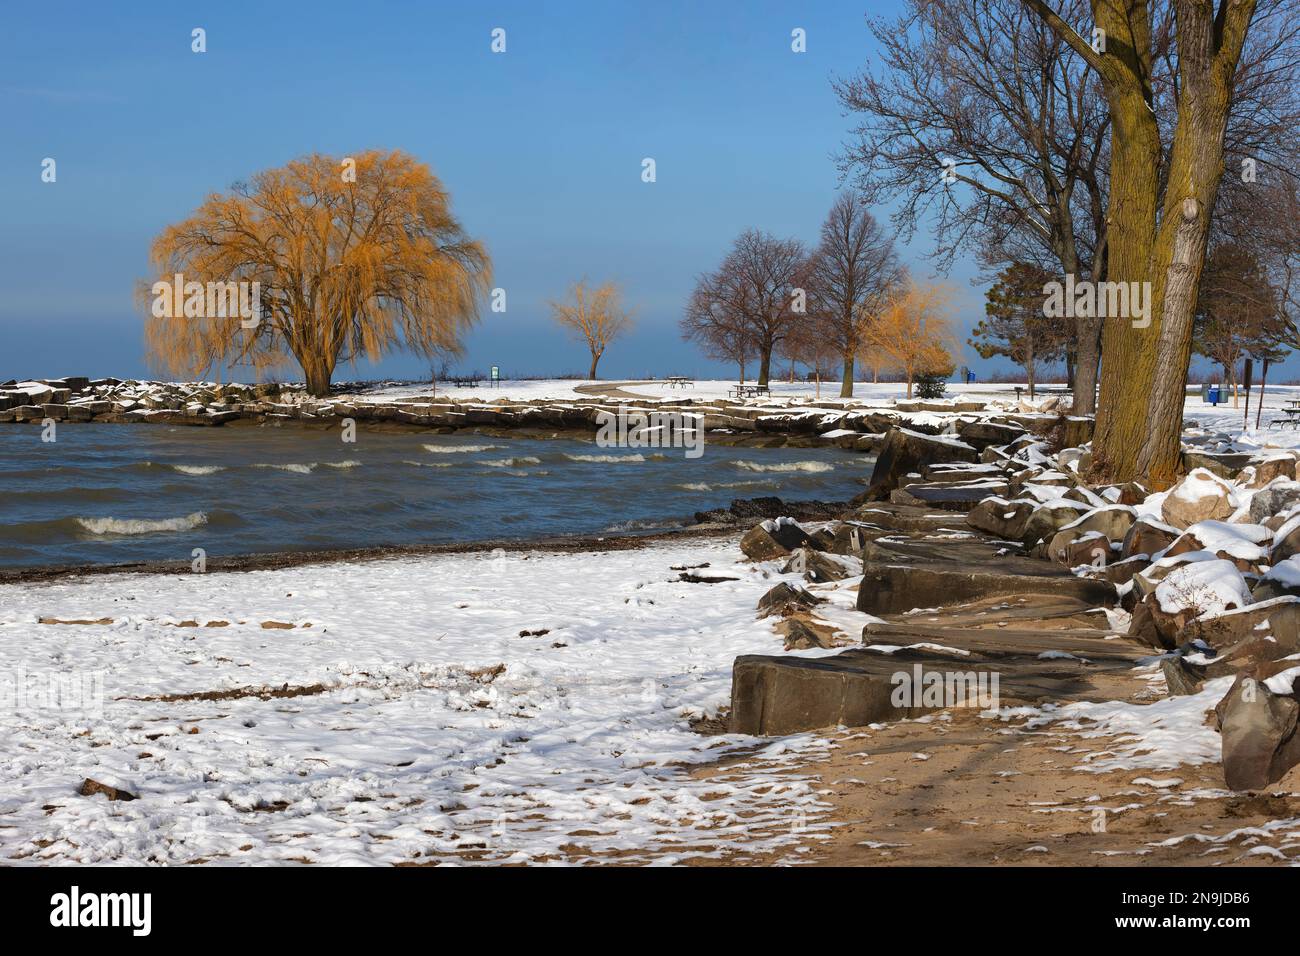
[
  {"x1": 1183, "y1": 386, "x2": 1300, "y2": 453},
  {"x1": 0, "y1": 538, "x2": 842, "y2": 866},
  {"x1": 337, "y1": 379, "x2": 594, "y2": 403},
  {"x1": 337, "y1": 376, "x2": 1300, "y2": 425},
  {"x1": 334, "y1": 377, "x2": 1063, "y2": 408},
  {"x1": 1, "y1": 521, "x2": 1261, "y2": 866},
  {"x1": 615, "y1": 380, "x2": 1035, "y2": 404}
]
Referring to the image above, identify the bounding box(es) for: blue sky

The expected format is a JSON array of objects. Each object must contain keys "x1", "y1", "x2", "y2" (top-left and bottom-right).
[{"x1": 2, "y1": 0, "x2": 1026, "y2": 383}]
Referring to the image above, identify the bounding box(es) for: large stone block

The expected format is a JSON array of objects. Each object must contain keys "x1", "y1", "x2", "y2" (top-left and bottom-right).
[
  {"x1": 863, "y1": 427, "x2": 978, "y2": 501},
  {"x1": 729, "y1": 653, "x2": 930, "y2": 735},
  {"x1": 739, "y1": 518, "x2": 811, "y2": 560},
  {"x1": 1216, "y1": 668, "x2": 1300, "y2": 791},
  {"x1": 856, "y1": 558, "x2": 1115, "y2": 615},
  {"x1": 966, "y1": 497, "x2": 1035, "y2": 540}
]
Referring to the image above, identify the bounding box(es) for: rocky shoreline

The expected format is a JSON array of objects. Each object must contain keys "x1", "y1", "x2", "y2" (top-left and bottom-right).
[
  {"x1": 0, "y1": 376, "x2": 1086, "y2": 450},
  {"x1": 717, "y1": 414, "x2": 1300, "y2": 797}
]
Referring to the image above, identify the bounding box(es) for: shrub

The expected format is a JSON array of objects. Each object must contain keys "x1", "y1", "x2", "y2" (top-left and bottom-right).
[{"x1": 915, "y1": 373, "x2": 948, "y2": 398}]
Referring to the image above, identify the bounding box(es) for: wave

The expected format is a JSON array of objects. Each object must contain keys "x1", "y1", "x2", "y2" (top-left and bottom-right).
[
  {"x1": 423, "y1": 443, "x2": 498, "y2": 454},
  {"x1": 602, "y1": 516, "x2": 691, "y2": 533},
  {"x1": 252, "y1": 463, "x2": 316, "y2": 474},
  {"x1": 76, "y1": 511, "x2": 209, "y2": 536},
  {"x1": 402, "y1": 460, "x2": 454, "y2": 468},
  {"x1": 564, "y1": 453, "x2": 646, "y2": 463},
  {"x1": 733, "y1": 460, "x2": 835, "y2": 474},
  {"x1": 147, "y1": 461, "x2": 355, "y2": 475},
  {"x1": 480, "y1": 456, "x2": 542, "y2": 467},
  {"x1": 674, "y1": 479, "x2": 773, "y2": 492}
]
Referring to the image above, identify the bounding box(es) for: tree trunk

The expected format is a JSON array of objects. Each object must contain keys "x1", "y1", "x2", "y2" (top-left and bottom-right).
[
  {"x1": 757, "y1": 346, "x2": 772, "y2": 387},
  {"x1": 299, "y1": 351, "x2": 337, "y2": 398},
  {"x1": 1072, "y1": 317, "x2": 1100, "y2": 415},
  {"x1": 1087, "y1": 0, "x2": 1252, "y2": 487},
  {"x1": 588, "y1": 351, "x2": 600, "y2": 380},
  {"x1": 1133, "y1": 196, "x2": 1217, "y2": 485},
  {"x1": 738, "y1": 360, "x2": 746, "y2": 384},
  {"x1": 305, "y1": 368, "x2": 331, "y2": 397},
  {"x1": 1090, "y1": 81, "x2": 1162, "y2": 481},
  {"x1": 840, "y1": 352, "x2": 855, "y2": 398},
  {"x1": 1059, "y1": 221, "x2": 1096, "y2": 414}
]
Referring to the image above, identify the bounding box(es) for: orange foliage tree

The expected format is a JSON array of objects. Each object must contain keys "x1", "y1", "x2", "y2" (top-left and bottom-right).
[
  {"x1": 143, "y1": 149, "x2": 492, "y2": 395},
  {"x1": 549, "y1": 279, "x2": 634, "y2": 379},
  {"x1": 862, "y1": 281, "x2": 957, "y2": 397}
]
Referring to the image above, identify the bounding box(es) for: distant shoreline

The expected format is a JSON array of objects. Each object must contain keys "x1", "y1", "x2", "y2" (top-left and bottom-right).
[{"x1": 0, "y1": 376, "x2": 1027, "y2": 455}]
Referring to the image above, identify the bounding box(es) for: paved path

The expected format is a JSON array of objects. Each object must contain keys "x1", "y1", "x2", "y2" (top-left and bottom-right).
[{"x1": 572, "y1": 381, "x2": 656, "y2": 400}]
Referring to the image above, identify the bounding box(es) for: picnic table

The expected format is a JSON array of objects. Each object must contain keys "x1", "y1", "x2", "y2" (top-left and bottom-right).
[
  {"x1": 1011, "y1": 386, "x2": 1064, "y2": 400},
  {"x1": 665, "y1": 376, "x2": 693, "y2": 388},
  {"x1": 729, "y1": 384, "x2": 770, "y2": 400},
  {"x1": 1270, "y1": 404, "x2": 1300, "y2": 428},
  {"x1": 448, "y1": 376, "x2": 480, "y2": 388}
]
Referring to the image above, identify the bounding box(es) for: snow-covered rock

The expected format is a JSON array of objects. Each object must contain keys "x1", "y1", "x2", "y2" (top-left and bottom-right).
[{"x1": 1161, "y1": 468, "x2": 1235, "y2": 530}]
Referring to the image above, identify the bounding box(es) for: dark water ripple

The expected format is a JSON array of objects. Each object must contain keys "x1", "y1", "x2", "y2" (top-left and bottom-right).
[{"x1": 0, "y1": 424, "x2": 875, "y2": 569}]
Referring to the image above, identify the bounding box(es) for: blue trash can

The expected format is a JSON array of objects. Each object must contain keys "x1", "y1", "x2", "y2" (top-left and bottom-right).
[{"x1": 1207, "y1": 385, "x2": 1221, "y2": 405}]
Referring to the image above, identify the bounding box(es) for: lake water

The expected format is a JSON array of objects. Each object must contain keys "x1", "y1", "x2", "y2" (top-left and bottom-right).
[{"x1": 0, "y1": 424, "x2": 875, "y2": 569}]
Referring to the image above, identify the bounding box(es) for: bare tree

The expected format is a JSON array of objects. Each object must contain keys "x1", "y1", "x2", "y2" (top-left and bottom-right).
[
  {"x1": 784, "y1": 315, "x2": 841, "y2": 399},
  {"x1": 682, "y1": 269, "x2": 756, "y2": 382},
  {"x1": 836, "y1": 0, "x2": 1300, "y2": 435},
  {"x1": 549, "y1": 279, "x2": 634, "y2": 380},
  {"x1": 1216, "y1": 173, "x2": 1300, "y2": 348},
  {"x1": 429, "y1": 354, "x2": 454, "y2": 397},
  {"x1": 805, "y1": 192, "x2": 906, "y2": 397},
  {"x1": 1020, "y1": 0, "x2": 1297, "y2": 483},
  {"x1": 835, "y1": 0, "x2": 1109, "y2": 412},
  {"x1": 1194, "y1": 244, "x2": 1288, "y2": 403},
  {"x1": 682, "y1": 229, "x2": 806, "y2": 386}
]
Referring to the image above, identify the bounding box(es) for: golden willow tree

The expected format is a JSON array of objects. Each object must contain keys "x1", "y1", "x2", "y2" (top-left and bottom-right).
[
  {"x1": 144, "y1": 149, "x2": 492, "y2": 395},
  {"x1": 862, "y1": 281, "x2": 958, "y2": 398},
  {"x1": 1022, "y1": 0, "x2": 1260, "y2": 485}
]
